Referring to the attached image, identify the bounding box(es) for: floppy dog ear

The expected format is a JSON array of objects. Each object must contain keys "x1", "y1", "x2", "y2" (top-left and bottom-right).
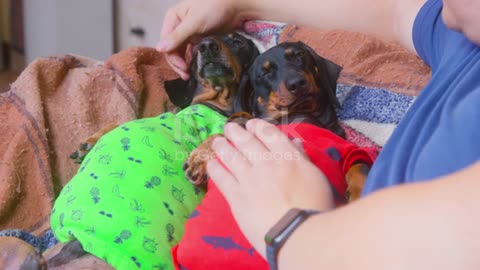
[
  {"x1": 232, "y1": 38, "x2": 259, "y2": 114},
  {"x1": 298, "y1": 42, "x2": 346, "y2": 138},
  {"x1": 233, "y1": 72, "x2": 254, "y2": 113},
  {"x1": 322, "y1": 58, "x2": 343, "y2": 107},
  {"x1": 299, "y1": 42, "x2": 343, "y2": 107},
  {"x1": 243, "y1": 37, "x2": 260, "y2": 69},
  {"x1": 164, "y1": 78, "x2": 196, "y2": 109},
  {"x1": 164, "y1": 52, "x2": 198, "y2": 109}
]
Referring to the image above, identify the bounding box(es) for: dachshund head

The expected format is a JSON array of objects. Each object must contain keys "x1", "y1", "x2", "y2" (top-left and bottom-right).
[
  {"x1": 245, "y1": 42, "x2": 345, "y2": 137},
  {"x1": 165, "y1": 33, "x2": 259, "y2": 114}
]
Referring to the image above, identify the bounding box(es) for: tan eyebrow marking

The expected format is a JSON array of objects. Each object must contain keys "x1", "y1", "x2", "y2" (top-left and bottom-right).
[
  {"x1": 263, "y1": 60, "x2": 271, "y2": 70},
  {"x1": 284, "y1": 48, "x2": 294, "y2": 56},
  {"x1": 257, "y1": 96, "x2": 264, "y2": 105}
]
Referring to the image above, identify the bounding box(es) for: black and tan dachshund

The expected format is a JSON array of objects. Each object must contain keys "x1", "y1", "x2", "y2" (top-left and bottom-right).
[
  {"x1": 165, "y1": 33, "x2": 259, "y2": 112},
  {"x1": 184, "y1": 42, "x2": 371, "y2": 202},
  {"x1": 240, "y1": 42, "x2": 345, "y2": 137},
  {"x1": 70, "y1": 33, "x2": 259, "y2": 164}
]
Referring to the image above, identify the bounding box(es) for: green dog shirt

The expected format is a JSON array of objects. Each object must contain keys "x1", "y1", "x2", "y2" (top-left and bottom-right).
[{"x1": 51, "y1": 104, "x2": 226, "y2": 270}]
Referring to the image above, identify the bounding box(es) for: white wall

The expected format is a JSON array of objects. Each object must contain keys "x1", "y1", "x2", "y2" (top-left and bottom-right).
[
  {"x1": 23, "y1": 0, "x2": 114, "y2": 63},
  {"x1": 116, "y1": 0, "x2": 177, "y2": 50}
]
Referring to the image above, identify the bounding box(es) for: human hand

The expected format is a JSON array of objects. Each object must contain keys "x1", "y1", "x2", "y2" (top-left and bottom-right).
[
  {"x1": 157, "y1": 0, "x2": 250, "y2": 80},
  {"x1": 207, "y1": 119, "x2": 335, "y2": 257}
]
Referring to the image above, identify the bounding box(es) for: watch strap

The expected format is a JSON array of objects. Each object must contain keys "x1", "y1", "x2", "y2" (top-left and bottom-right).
[{"x1": 265, "y1": 208, "x2": 320, "y2": 270}]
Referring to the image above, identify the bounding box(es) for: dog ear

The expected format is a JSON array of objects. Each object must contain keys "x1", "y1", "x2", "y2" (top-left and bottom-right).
[
  {"x1": 233, "y1": 72, "x2": 254, "y2": 113},
  {"x1": 298, "y1": 42, "x2": 346, "y2": 138},
  {"x1": 243, "y1": 38, "x2": 260, "y2": 69},
  {"x1": 298, "y1": 42, "x2": 342, "y2": 107},
  {"x1": 164, "y1": 78, "x2": 196, "y2": 109},
  {"x1": 164, "y1": 52, "x2": 198, "y2": 109},
  {"x1": 233, "y1": 37, "x2": 259, "y2": 114}
]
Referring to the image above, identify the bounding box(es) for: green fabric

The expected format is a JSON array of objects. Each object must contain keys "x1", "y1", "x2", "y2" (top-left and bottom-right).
[{"x1": 51, "y1": 104, "x2": 226, "y2": 270}]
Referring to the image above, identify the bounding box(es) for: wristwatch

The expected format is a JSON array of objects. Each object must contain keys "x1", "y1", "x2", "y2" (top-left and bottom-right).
[{"x1": 265, "y1": 208, "x2": 321, "y2": 270}]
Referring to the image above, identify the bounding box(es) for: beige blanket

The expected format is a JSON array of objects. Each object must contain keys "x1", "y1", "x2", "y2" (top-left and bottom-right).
[{"x1": 0, "y1": 48, "x2": 176, "y2": 235}]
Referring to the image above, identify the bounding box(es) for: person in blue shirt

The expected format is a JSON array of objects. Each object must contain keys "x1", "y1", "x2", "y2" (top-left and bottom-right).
[{"x1": 157, "y1": 0, "x2": 480, "y2": 269}]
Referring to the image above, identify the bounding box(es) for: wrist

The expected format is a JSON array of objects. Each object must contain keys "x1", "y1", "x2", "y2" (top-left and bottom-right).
[
  {"x1": 277, "y1": 214, "x2": 320, "y2": 269},
  {"x1": 265, "y1": 208, "x2": 322, "y2": 270}
]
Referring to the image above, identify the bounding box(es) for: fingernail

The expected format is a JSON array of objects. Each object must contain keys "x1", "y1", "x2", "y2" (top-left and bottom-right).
[{"x1": 156, "y1": 40, "x2": 171, "y2": 51}]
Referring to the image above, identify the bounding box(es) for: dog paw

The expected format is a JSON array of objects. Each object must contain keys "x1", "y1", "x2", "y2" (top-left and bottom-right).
[
  {"x1": 345, "y1": 163, "x2": 370, "y2": 202},
  {"x1": 70, "y1": 123, "x2": 118, "y2": 165},
  {"x1": 183, "y1": 135, "x2": 219, "y2": 186},
  {"x1": 183, "y1": 160, "x2": 209, "y2": 186},
  {"x1": 69, "y1": 142, "x2": 95, "y2": 164},
  {"x1": 183, "y1": 150, "x2": 211, "y2": 186},
  {"x1": 227, "y1": 112, "x2": 254, "y2": 128}
]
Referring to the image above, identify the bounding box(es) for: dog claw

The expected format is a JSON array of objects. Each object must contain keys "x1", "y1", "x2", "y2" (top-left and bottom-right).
[
  {"x1": 71, "y1": 143, "x2": 93, "y2": 165},
  {"x1": 182, "y1": 162, "x2": 189, "y2": 171},
  {"x1": 70, "y1": 151, "x2": 79, "y2": 160},
  {"x1": 79, "y1": 143, "x2": 89, "y2": 151}
]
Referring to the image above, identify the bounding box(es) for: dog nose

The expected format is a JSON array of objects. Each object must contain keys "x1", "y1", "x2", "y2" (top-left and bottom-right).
[
  {"x1": 198, "y1": 38, "x2": 219, "y2": 56},
  {"x1": 285, "y1": 77, "x2": 307, "y2": 92}
]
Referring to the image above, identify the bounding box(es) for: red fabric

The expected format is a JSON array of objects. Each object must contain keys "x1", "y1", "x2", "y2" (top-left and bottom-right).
[{"x1": 171, "y1": 123, "x2": 377, "y2": 270}]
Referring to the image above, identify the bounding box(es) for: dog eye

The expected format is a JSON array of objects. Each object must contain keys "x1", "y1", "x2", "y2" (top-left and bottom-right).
[
  {"x1": 261, "y1": 66, "x2": 275, "y2": 77},
  {"x1": 228, "y1": 38, "x2": 245, "y2": 48},
  {"x1": 261, "y1": 69, "x2": 271, "y2": 77},
  {"x1": 295, "y1": 51, "x2": 306, "y2": 63},
  {"x1": 296, "y1": 50, "x2": 306, "y2": 57}
]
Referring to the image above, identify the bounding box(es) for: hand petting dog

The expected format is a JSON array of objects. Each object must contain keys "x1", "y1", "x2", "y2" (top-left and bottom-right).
[{"x1": 207, "y1": 119, "x2": 335, "y2": 257}]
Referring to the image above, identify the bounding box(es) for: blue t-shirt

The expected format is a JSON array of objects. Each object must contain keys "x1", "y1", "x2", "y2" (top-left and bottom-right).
[{"x1": 363, "y1": 0, "x2": 480, "y2": 195}]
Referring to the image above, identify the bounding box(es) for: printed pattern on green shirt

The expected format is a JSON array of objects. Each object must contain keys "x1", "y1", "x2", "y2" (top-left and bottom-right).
[{"x1": 51, "y1": 105, "x2": 226, "y2": 270}]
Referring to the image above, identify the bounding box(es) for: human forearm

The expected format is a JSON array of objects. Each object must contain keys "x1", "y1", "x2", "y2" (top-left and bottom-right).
[
  {"x1": 239, "y1": 0, "x2": 425, "y2": 50},
  {"x1": 278, "y1": 161, "x2": 480, "y2": 270},
  {"x1": 241, "y1": 0, "x2": 396, "y2": 40}
]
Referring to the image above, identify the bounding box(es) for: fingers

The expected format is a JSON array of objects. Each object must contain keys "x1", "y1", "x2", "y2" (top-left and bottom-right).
[
  {"x1": 159, "y1": 15, "x2": 178, "y2": 47},
  {"x1": 206, "y1": 159, "x2": 238, "y2": 200},
  {"x1": 159, "y1": 5, "x2": 198, "y2": 54},
  {"x1": 223, "y1": 123, "x2": 269, "y2": 162},
  {"x1": 246, "y1": 119, "x2": 300, "y2": 154},
  {"x1": 211, "y1": 137, "x2": 252, "y2": 175},
  {"x1": 164, "y1": 16, "x2": 200, "y2": 53},
  {"x1": 158, "y1": 2, "x2": 188, "y2": 49},
  {"x1": 158, "y1": 3, "x2": 191, "y2": 79}
]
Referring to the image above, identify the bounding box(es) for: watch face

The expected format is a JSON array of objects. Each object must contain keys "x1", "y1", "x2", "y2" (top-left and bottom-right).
[{"x1": 265, "y1": 208, "x2": 304, "y2": 245}]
